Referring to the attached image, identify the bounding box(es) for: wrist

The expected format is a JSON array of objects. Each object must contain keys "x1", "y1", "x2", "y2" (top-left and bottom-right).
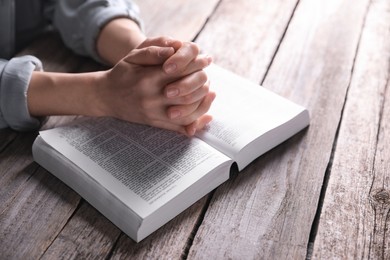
[
  {"x1": 27, "y1": 71, "x2": 107, "y2": 118},
  {"x1": 88, "y1": 70, "x2": 112, "y2": 118},
  {"x1": 97, "y1": 18, "x2": 146, "y2": 65}
]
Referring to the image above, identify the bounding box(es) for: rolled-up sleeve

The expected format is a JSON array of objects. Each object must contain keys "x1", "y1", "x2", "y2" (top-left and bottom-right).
[
  {"x1": 53, "y1": 0, "x2": 143, "y2": 63},
  {"x1": 0, "y1": 56, "x2": 43, "y2": 131}
]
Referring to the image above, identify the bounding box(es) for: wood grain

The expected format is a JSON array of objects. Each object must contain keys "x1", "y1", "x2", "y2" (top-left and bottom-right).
[
  {"x1": 0, "y1": 167, "x2": 80, "y2": 259},
  {"x1": 133, "y1": 0, "x2": 220, "y2": 40},
  {"x1": 110, "y1": 197, "x2": 209, "y2": 259},
  {"x1": 188, "y1": 0, "x2": 370, "y2": 258},
  {"x1": 41, "y1": 201, "x2": 121, "y2": 260},
  {"x1": 17, "y1": 32, "x2": 82, "y2": 73},
  {"x1": 2, "y1": 0, "x2": 388, "y2": 258},
  {"x1": 0, "y1": 133, "x2": 38, "y2": 214},
  {"x1": 0, "y1": 129, "x2": 18, "y2": 153},
  {"x1": 195, "y1": 0, "x2": 299, "y2": 82},
  {"x1": 312, "y1": 0, "x2": 390, "y2": 258}
]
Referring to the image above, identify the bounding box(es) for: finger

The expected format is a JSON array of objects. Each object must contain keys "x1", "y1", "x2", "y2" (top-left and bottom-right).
[
  {"x1": 146, "y1": 91, "x2": 215, "y2": 136},
  {"x1": 124, "y1": 46, "x2": 175, "y2": 65},
  {"x1": 148, "y1": 119, "x2": 188, "y2": 136},
  {"x1": 178, "y1": 54, "x2": 212, "y2": 77},
  {"x1": 185, "y1": 114, "x2": 213, "y2": 136},
  {"x1": 167, "y1": 100, "x2": 202, "y2": 120},
  {"x1": 163, "y1": 42, "x2": 200, "y2": 74},
  {"x1": 138, "y1": 37, "x2": 182, "y2": 51},
  {"x1": 164, "y1": 55, "x2": 212, "y2": 81},
  {"x1": 154, "y1": 115, "x2": 211, "y2": 137},
  {"x1": 165, "y1": 72, "x2": 209, "y2": 99},
  {"x1": 154, "y1": 92, "x2": 216, "y2": 136},
  {"x1": 171, "y1": 91, "x2": 216, "y2": 126},
  {"x1": 169, "y1": 81, "x2": 210, "y2": 107}
]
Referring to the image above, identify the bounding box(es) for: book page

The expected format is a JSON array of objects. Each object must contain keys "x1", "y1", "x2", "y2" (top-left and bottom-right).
[
  {"x1": 196, "y1": 64, "x2": 309, "y2": 169},
  {"x1": 39, "y1": 117, "x2": 231, "y2": 218}
]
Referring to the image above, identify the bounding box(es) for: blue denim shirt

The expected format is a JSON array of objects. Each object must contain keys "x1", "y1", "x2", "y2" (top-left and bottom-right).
[{"x1": 0, "y1": 0, "x2": 142, "y2": 131}]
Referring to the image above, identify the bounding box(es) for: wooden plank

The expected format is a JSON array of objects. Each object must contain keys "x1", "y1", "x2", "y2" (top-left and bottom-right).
[
  {"x1": 195, "y1": 0, "x2": 298, "y2": 81},
  {"x1": 0, "y1": 167, "x2": 80, "y2": 259},
  {"x1": 188, "y1": 0, "x2": 370, "y2": 258},
  {"x1": 133, "y1": 0, "x2": 220, "y2": 40},
  {"x1": 369, "y1": 84, "x2": 390, "y2": 260},
  {"x1": 0, "y1": 133, "x2": 38, "y2": 213},
  {"x1": 41, "y1": 197, "x2": 208, "y2": 260},
  {"x1": 0, "y1": 129, "x2": 18, "y2": 152},
  {"x1": 17, "y1": 32, "x2": 82, "y2": 73},
  {"x1": 40, "y1": 201, "x2": 121, "y2": 260},
  {"x1": 311, "y1": 0, "x2": 390, "y2": 258},
  {"x1": 109, "y1": 197, "x2": 208, "y2": 259}
]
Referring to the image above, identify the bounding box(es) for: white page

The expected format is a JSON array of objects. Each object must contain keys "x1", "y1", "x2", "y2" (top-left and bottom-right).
[
  {"x1": 196, "y1": 64, "x2": 309, "y2": 168},
  {"x1": 39, "y1": 117, "x2": 231, "y2": 218}
]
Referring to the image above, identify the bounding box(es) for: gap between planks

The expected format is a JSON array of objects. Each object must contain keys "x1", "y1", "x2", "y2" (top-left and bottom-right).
[{"x1": 305, "y1": 1, "x2": 371, "y2": 258}]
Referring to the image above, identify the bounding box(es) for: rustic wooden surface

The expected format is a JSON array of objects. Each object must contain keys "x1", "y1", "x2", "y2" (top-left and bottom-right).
[
  {"x1": 312, "y1": 0, "x2": 390, "y2": 258},
  {"x1": 0, "y1": 0, "x2": 388, "y2": 259}
]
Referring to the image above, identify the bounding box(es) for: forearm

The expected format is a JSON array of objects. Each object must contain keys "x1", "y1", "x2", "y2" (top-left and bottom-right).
[
  {"x1": 27, "y1": 71, "x2": 105, "y2": 118},
  {"x1": 96, "y1": 18, "x2": 146, "y2": 66}
]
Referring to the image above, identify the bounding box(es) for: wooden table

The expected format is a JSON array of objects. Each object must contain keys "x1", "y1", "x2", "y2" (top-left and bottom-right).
[{"x1": 1, "y1": 0, "x2": 389, "y2": 259}]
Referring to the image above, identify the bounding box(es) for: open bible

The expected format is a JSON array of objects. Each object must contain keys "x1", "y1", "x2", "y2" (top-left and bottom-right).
[{"x1": 32, "y1": 64, "x2": 310, "y2": 242}]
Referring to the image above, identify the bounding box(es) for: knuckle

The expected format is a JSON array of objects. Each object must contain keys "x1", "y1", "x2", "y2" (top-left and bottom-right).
[
  {"x1": 162, "y1": 36, "x2": 173, "y2": 45},
  {"x1": 153, "y1": 36, "x2": 167, "y2": 46},
  {"x1": 201, "y1": 83, "x2": 210, "y2": 93},
  {"x1": 181, "y1": 93, "x2": 195, "y2": 104},
  {"x1": 156, "y1": 36, "x2": 166, "y2": 41},
  {"x1": 184, "y1": 115, "x2": 198, "y2": 126},
  {"x1": 200, "y1": 99, "x2": 212, "y2": 113},
  {"x1": 198, "y1": 71, "x2": 208, "y2": 83},
  {"x1": 178, "y1": 104, "x2": 195, "y2": 117},
  {"x1": 198, "y1": 58, "x2": 209, "y2": 68},
  {"x1": 148, "y1": 118, "x2": 159, "y2": 127},
  {"x1": 150, "y1": 36, "x2": 170, "y2": 46},
  {"x1": 145, "y1": 47, "x2": 154, "y2": 57},
  {"x1": 188, "y1": 42, "x2": 200, "y2": 54},
  {"x1": 139, "y1": 97, "x2": 153, "y2": 111}
]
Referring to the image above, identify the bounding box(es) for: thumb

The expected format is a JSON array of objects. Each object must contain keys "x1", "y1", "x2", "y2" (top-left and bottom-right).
[{"x1": 123, "y1": 46, "x2": 175, "y2": 66}]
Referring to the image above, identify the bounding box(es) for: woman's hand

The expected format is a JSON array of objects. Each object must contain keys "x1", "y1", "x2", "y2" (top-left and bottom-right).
[
  {"x1": 96, "y1": 45, "x2": 215, "y2": 135},
  {"x1": 28, "y1": 41, "x2": 215, "y2": 136},
  {"x1": 137, "y1": 37, "x2": 216, "y2": 135}
]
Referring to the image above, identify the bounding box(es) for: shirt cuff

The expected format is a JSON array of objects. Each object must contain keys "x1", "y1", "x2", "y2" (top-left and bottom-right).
[{"x1": 0, "y1": 56, "x2": 44, "y2": 131}]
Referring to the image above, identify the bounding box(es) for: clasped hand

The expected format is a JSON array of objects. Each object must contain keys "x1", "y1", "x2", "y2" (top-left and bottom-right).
[{"x1": 96, "y1": 37, "x2": 216, "y2": 136}]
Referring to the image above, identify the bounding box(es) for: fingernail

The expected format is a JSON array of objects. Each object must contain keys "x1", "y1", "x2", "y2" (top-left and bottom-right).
[
  {"x1": 167, "y1": 88, "x2": 179, "y2": 98},
  {"x1": 164, "y1": 63, "x2": 177, "y2": 74},
  {"x1": 170, "y1": 110, "x2": 181, "y2": 119},
  {"x1": 188, "y1": 127, "x2": 196, "y2": 136},
  {"x1": 211, "y1": 92, "x2": 216, "y2": 101}
]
